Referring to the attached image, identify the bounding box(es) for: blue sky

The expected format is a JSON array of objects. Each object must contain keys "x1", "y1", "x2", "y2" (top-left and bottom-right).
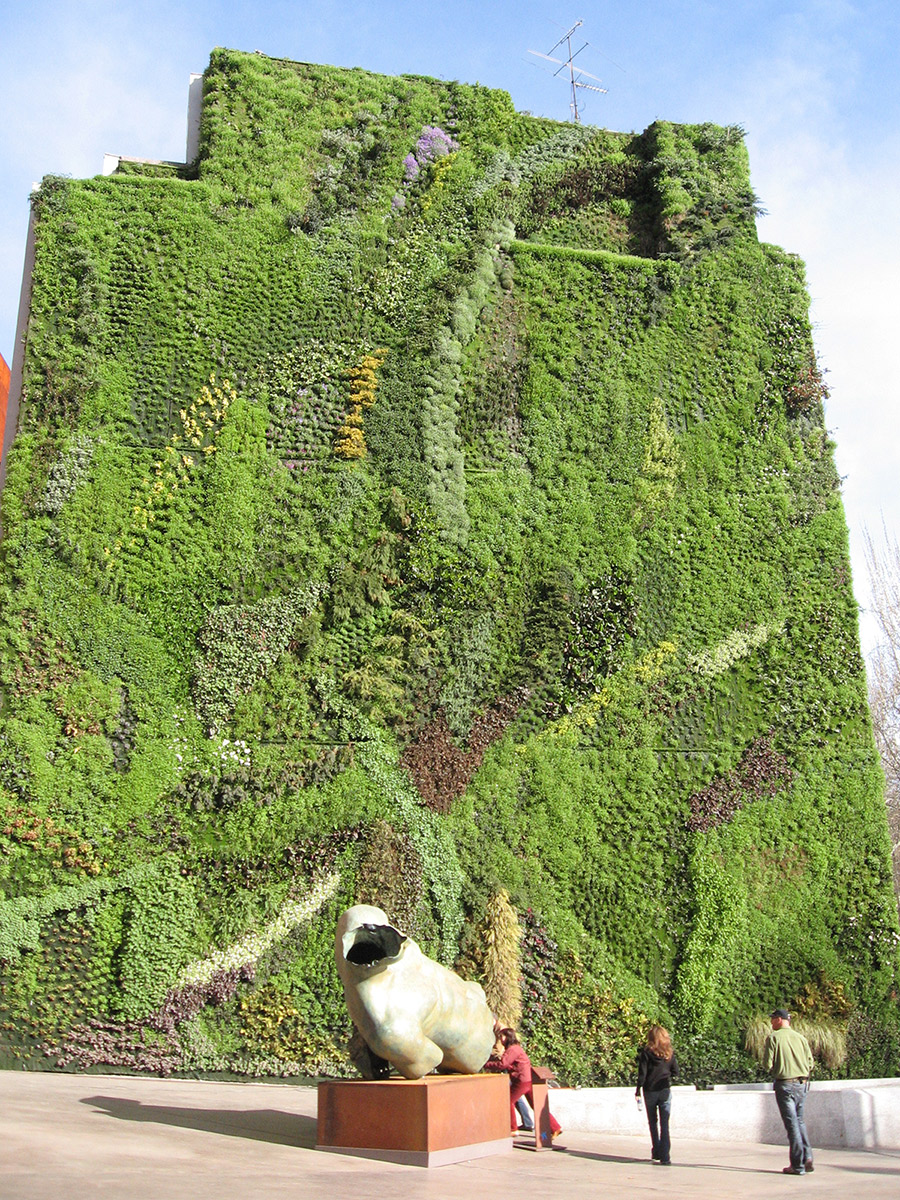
[{"x1": 1, "y1": 0, "x2": 897, "y2": 656}]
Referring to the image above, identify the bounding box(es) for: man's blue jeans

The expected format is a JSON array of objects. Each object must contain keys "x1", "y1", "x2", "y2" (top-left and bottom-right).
[
  {"x1": 643, "y1": 1087, "x2": 672, "y2": 1164},
  {"x1": 774, "y1": 1079, "x2": 812, "y2": 1172}
]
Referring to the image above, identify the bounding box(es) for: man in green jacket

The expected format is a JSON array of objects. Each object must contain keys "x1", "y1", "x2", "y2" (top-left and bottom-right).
[{"x1": 763, "y1": 1008, "x2": 815, "y2": 1175}]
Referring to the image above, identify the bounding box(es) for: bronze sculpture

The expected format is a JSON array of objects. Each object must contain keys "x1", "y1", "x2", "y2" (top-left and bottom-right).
[{"x1": 335, "y1": 904, "x2": 495, "y2": 1079}]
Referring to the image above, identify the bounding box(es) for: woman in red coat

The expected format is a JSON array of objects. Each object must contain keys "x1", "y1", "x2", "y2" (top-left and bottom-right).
[{"x1": 484, "y1": 1027, "x2": 561, "y2": 1139}]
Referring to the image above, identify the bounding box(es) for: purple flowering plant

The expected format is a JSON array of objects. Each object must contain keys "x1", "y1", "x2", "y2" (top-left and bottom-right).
[
  {"x1": 406, "y1": 125, "x2": 458, "y2": 182},
  {"x1": 393, "y1": 125, "x2": 459, "y2": 207},
  {"x1": 396, "y1": 123, "x2": 460, "y2": 190}
]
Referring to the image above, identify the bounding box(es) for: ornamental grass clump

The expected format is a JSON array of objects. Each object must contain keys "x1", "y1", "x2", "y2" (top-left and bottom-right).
[
  {"x1": 745, "y1": 1013, "x2": 847, "y2": 1072},
  {"x1": 482, "y1": 889, "x2": 523, "y2": 1028}
]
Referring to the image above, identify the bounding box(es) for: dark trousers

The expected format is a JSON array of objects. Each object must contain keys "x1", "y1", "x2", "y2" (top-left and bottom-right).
[
  {"x1": 774, "y1": 1079, "x2": 812, "y2": 1171},
  {"x1": 643, "y1": 1087, "x2": 671, "y2": 1163}
]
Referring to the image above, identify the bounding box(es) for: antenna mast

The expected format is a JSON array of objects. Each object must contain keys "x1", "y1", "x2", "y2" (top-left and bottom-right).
[{"x1": 528, "y1": 18, "x2": 607, "y2": 122}]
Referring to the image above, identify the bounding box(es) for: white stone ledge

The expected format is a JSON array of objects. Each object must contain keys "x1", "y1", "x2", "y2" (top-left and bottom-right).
[{"x1": 548, "y1": 1080, "x2": 900, "y2": 1152}]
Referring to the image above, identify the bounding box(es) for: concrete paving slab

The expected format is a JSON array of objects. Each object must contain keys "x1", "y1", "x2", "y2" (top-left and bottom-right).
[{"x1": 3, "y1": 1070, "x2": 900, "y2": 1200}]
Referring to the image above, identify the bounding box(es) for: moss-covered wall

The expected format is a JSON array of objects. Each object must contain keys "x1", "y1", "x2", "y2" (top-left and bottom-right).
[{"x1": 1, "y1": 48, "x2": 897, "y2": 1084}]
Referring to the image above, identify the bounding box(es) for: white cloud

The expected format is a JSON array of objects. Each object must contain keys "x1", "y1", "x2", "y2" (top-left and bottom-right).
[
  {"x1": 4, "y1": 36, "x2": 187, "y2": 178},
  {"x1": 758, "y1": 154, "x2": 900, "y2": 657},
  {"x1": 732, "y1": 26, "x2": 900, "y2": 659},
  {"x1": 0, "y1": 11, "x2": 194, "y2": 357}
]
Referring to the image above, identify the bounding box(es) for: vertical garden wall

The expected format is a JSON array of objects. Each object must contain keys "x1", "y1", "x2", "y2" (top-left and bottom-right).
[{"x1": 1, "y1": 48, "x2": 897, "y2": 1083}]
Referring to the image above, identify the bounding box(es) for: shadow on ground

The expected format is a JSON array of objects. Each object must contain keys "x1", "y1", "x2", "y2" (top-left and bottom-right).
[
  {"x1": 81, "y1": 1095, "x2": 318, "y2": 1148},
  {"x1": 830, "y1": 1163, "x2": 900, "y2": 1175},
  {"x1": 562, "y1": 1147, "x2": 787, "y2": 1175}
]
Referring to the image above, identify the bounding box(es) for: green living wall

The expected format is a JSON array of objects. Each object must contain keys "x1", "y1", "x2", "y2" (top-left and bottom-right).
[{"x1": 1, "y1": 49, "x2": 897, "y2": 1084}]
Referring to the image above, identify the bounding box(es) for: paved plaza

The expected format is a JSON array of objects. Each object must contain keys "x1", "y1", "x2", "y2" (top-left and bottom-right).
[{"x1": 3, "y1": 1070, "x2": 900, "y2": 1200}]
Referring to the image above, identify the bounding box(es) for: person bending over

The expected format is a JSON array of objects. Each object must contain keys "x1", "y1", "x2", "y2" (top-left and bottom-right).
[{"x1": 484, "y1": 1027, "x2": 561, "y2": 1141}]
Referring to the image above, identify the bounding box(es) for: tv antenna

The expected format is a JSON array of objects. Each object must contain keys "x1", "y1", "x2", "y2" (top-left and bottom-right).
[{"x1": 528, "y1": 19, "x2": 607, "y2": 123}]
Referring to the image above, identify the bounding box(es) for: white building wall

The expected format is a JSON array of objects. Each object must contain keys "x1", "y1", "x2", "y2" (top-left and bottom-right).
[
  {"x1": 548, "y1": 1080, "x2": 900, "y2": 1152},
  {"x1": 186, "y1": 72, "x2": 203, "y2": 163}
]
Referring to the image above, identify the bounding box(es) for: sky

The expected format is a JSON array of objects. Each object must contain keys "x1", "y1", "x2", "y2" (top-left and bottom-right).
[{"x1": 1, "y1": 0, "x2": 897, "y2": 659}]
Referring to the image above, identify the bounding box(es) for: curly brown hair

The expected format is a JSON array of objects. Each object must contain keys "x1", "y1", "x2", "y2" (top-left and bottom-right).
[{"x1": 646, "y1": 1025, "x2": 673, "y2": 1059}]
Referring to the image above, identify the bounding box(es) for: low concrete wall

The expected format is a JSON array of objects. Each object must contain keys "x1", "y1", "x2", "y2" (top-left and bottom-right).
[{"x1": 548, "y1": 1080, "x2": 900, "y2": 1152}]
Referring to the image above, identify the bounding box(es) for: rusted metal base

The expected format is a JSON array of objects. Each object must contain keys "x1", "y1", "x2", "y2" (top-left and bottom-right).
[{"x1": 317, "y1": 1072, "x2": 513, "y2": 1167}]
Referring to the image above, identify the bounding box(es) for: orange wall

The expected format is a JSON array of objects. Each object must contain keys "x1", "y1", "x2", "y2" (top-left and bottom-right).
[{"x1": 0, "y1": 353, "x2": 9, "y2": 449}]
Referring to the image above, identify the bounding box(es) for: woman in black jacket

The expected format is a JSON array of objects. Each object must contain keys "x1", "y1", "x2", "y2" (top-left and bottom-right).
[{"x1": 635, "y1": 1025, "x2": 678, "y2": 1165}]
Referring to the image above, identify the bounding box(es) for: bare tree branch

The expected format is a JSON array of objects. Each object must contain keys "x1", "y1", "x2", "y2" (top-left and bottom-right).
[{"x1": 864, "y1": 523, "x2": 900, "y2": 909}]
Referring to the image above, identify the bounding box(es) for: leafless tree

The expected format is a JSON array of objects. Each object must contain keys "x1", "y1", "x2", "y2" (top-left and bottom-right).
[{"x1": 864, "y1": 525, "x2": 900, "y2": 908}]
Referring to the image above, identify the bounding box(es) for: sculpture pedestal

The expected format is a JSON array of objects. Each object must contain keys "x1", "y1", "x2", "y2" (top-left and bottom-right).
[{"x1": 317, "y1": 1072, "x2": 512, "y2": 1166}]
